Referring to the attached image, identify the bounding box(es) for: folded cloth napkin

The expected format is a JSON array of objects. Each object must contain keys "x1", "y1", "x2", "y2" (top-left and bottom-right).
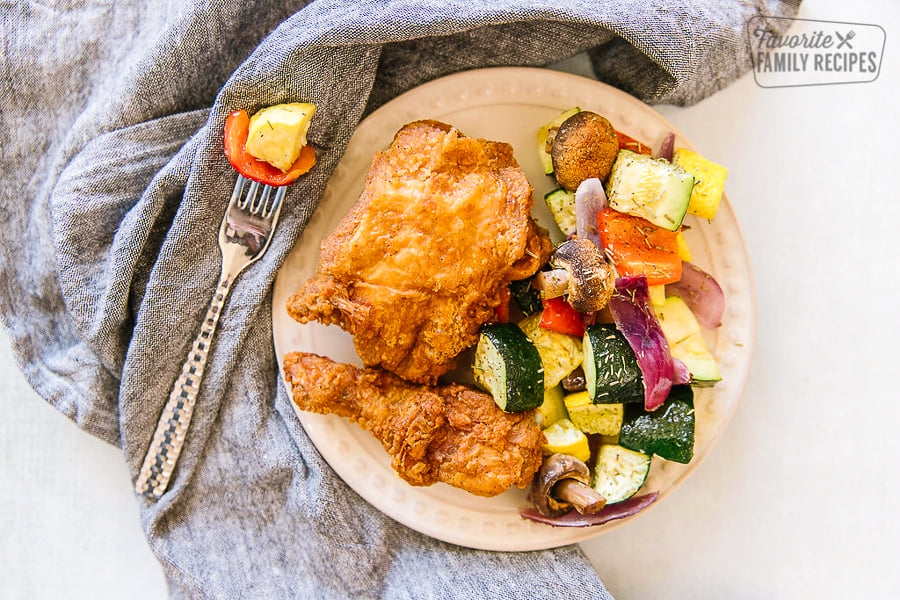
[{"x1": 0, "y1": 1, "x2": 800, "y2": 597}]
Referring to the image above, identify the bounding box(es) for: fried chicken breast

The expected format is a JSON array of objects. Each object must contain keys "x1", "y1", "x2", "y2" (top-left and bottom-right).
[
  {"x1": 286, "y1": 120, "x2": 552, "y2": 383},
  {"x1": 283, "y1": 352, "x2": 544, "y2": 497}
]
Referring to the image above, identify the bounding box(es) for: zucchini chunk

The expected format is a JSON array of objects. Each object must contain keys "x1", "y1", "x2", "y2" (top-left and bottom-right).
[
  {"x1": 518, "y1": 313, "x2": 583, "y2": 388},
  {"x1": 606, "y1": 149, "x2": 695, "y2": 231},
  {"x1": 509, "y1": 277, "x2": 541, "y2": 316},
  {"x1": 564, "y1": 391, "x2": 624, "y2": 436},
  {"x1": 473, "y1": 324, "x2": 544, "y2": 412},
  {"x1": 619, "y1": 385, "x2": 696, "y2": 464},
  {"x1": 591, "y1": 444, "x2": 651, "y2": 504},
  {"x1": 582, "y1": 324, "x2": 643, "y2": 404},
  {"x1": 543, "y1": 188, "x2": 577, "y2": 236},
  {"x1": 654, "y1": 296, "x2": 722, "y2": 386},
  {"x1": 672, "y1": 333, "x2": 721, "y2": 386},
  {"x1": 537, "y1": 107, "x2": 581, "y2": 175}
]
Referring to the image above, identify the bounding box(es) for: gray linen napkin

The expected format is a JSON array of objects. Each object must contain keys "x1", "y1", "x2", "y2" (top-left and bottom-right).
[{"x1": 0, "y1": 1, "x2": 800, "y2": 598}]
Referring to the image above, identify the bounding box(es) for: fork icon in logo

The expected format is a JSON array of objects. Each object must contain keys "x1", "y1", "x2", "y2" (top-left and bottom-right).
[{"x1": 836, "y1": 30, "x2": 856, "y2": 49}]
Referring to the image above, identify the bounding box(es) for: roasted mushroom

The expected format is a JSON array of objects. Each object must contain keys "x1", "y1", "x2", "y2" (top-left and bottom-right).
[
  {"x1": 561, "y1": 366, "x2": 587, "y2": 393},
  {"x1": 531, "y1": 453, "x2": 607, "y2": 517},
  {"x1": 535, "y1": 238, "x2": 616, "y2": 313},
  {"x1": 550, "y1": 111, "x2": 619, "y2": 190},
  {"x1": 534, "y1": 268, "x2": 569, "y2": 299}
]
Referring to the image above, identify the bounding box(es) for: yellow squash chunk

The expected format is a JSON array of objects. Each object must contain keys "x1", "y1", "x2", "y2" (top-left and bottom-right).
[
  {"x1": 654, "y1": 296, "x2": 700, "y2": 346},
  {"x1": 245, "y1": 103, "x2": 316, "y2": 172},
  {"x1": 538, "y1": 385, "x2": 569, "y2": 429},
  {"x1": 542, "y1": 418, "x2": 591, "y2": 463},
  {"x1": 648, "y1": 285, "x2": 667, "y2": 308},
  {"x1": 675, "y1": 148, "x2": 727, "y2": 220},
  {"x1": 675, "y1": 231, "x2": 693, "y2": 262},
  {"x1": 564, "y1": 391, "x2": 623, "y2": 436}
]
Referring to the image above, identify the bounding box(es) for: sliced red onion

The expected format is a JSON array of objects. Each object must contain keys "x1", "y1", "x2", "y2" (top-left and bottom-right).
[
  {"x1": 666, "y1": 262, "x2": 725, "y2": 329},
  {"x1": 520, "y1": 492, "x2": 659, "y2": 527},
  {"x1": 656, "y1": 132, "x2": 675, "y2": 162},
  {"x1": 672, "y1": 357, "x2": 691, "y2": 385},
  {"x1": 574, "y1": 178, "x2": 607, "y2": 249},
  {"x1": 609, "y1": 275, "x2": 674, "y2": 411}
]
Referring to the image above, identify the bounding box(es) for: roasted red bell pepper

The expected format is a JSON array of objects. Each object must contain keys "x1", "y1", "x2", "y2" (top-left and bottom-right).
[
  {"x1": 539, "y1": 297, "x2": 586, "y2": 337},
  {"x1": 616, "y1": 131, "x2": 653, "y2": 156},
  {"x1": 598, "y1": 208, "x2": 682, "y2": 285},
  {"x1": 495, "y1": 286, "x2": 512, "y2": 323},
  {"x1": 223, "y1": 110, "x2": 315, "y2": 186}
]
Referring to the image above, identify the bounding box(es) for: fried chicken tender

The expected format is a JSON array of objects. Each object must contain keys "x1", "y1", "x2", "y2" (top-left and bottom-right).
[
  {"x1": 286, "y1": 120, "x2": 552, "y2": 384},
  {"x1": 283, "y1": 352, "x2": 544, "y2": 497}
]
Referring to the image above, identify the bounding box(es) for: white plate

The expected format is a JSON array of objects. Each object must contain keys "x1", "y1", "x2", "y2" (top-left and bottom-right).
[{"x1": 272, "y1": 67, "x2": 756, "y2": 551}]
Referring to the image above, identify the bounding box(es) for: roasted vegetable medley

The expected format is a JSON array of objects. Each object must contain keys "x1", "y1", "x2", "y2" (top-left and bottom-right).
[{"x1": 474, "y1": 108, "x2": 729, "y2": 527}]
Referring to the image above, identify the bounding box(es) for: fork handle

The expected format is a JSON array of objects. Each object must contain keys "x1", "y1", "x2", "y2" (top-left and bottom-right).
[{"x1": 134, "y1": 271, "x2": 235, "y2": 500}]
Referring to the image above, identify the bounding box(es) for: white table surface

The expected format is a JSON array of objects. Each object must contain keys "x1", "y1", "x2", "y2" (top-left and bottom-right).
[{"x1": 2, "y1": 2, "x2": 898, "y2": 598}]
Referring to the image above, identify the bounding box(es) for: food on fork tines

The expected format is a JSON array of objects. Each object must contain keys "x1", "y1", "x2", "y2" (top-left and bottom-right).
[
  {"x1": 286, "y1": 119, "x2": 552, "y2": 384},
  {"x1": 224, "y1": 102, "x2": 317, "y2": 186},
  {"x1": 245, "y1": 103, "x2": 316, "y2": 171},
  {"x1": 283, "y1": 352, "x2": 544, "y2": 497}
]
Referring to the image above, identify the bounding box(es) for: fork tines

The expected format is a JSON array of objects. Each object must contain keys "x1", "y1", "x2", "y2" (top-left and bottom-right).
[{"x1": 232, "y1": 175, "x2": 287, "y2": 218}]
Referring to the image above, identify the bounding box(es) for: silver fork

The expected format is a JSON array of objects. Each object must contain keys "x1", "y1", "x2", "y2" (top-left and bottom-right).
[{"x1": 135, "y1": 175, "x2": 286, "y2": 501}]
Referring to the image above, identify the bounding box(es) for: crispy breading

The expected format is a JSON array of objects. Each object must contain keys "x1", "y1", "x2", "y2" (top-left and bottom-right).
[
  {"x1": 286, "y1": 120, "x2": 552, "y2": 383},
  {"x1": 283, "y1": 352, "x2": 544, "y2": 497}
]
